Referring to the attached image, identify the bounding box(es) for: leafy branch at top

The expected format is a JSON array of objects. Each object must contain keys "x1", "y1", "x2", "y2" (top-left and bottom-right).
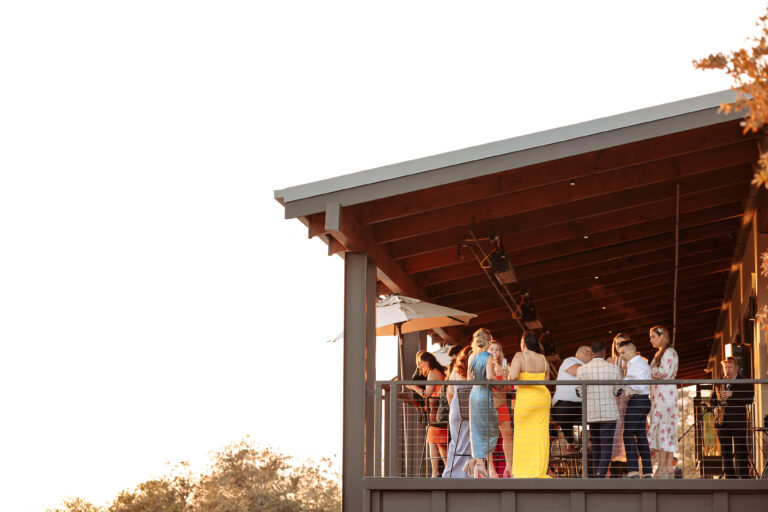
[{"x1": 694, "y1": 7, "x2": 768, "y2": 188}]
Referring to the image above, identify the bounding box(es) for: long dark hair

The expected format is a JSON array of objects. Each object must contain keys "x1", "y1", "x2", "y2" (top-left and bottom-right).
[
  {"x1": 522, "y1": 331, "x2": 542, "y2": 354},
  {"x1": 650, "y1": 325, "x2": 672, "y2": 368},
  {"x1": 447, "y1": 345, "x2": 462, "y2": 375},
  {"x1": 418, "y1": 351, "x2": 446, "y2": 377}
]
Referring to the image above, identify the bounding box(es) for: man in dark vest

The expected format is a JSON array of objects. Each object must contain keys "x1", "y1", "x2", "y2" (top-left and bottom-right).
[{"x1": 709, "y1": 356, "x2": 754, "y2": 478}]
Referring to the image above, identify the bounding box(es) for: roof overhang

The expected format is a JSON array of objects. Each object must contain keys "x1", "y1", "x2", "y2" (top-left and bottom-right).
[{"x1": 276, "y1": 89, "x2": 762, "y2": 378}]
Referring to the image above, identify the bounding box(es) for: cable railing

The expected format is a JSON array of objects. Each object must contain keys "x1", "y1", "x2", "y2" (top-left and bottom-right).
[{"x1": 373, "y1": 379, "x2": 768, "y2": 480}]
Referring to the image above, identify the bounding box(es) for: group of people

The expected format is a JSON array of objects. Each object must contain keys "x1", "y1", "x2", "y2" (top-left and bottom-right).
[{"x1": 407, "y1": 324, "x2": 754, "y2": 479}]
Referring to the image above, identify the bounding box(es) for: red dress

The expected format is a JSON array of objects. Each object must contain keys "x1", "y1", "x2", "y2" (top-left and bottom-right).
[{"x1": 495, "y1": 374, "x2": 511, "y2": 423}]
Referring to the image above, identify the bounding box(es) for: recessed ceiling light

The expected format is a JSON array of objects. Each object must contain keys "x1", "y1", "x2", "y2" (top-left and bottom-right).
[
  {"x1": 583, "y1": 235, "x2": 589, "y2": 239},
  {"x1": 602, "y1": 306, "x2": 606, "y2": 310},
  {"x1": 594, "y1": 276, "x2": 599, "y2": 280},
  {"x1": 570, "y1": 179, "x2": 576, "y2": 186}
]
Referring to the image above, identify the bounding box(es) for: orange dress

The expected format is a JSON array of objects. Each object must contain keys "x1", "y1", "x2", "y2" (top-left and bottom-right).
[{"x1": 426, "y1": 371, "x2": 448, "y2": 445}]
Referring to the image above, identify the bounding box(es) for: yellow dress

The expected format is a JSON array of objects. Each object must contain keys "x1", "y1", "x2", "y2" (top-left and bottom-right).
[{"x1": 512, "y1": 371, "x2": 551, "y2": 478}]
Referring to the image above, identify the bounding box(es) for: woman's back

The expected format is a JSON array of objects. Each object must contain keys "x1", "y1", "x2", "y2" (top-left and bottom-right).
[
  {"x1": 520, "y1": 351, "x2": 547, "y2": 375},
  {"x1": 469, "y1": 351, "x2": 491, "y2": 380}
]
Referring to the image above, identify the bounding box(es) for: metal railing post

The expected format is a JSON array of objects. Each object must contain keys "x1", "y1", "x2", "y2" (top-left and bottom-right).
[
  {"x1": 375, "y1": 382, "x2": 382, "y2": 477},
  {"x1": 388, "y1": 382, "x2": 398, "y2": 477},
  {"x1": 581, "y1": 384, "x2": 588, "y2": 479}
]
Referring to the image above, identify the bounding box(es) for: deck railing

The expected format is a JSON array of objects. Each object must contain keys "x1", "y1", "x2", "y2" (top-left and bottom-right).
[{"x1": 373, "y1": 379, "x2": 768, "y2": 480}]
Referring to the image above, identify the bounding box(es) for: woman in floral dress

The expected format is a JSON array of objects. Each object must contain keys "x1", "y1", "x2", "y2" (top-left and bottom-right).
[{"x1": 648, "y1": 325, "x2": 679, "y2": 478}]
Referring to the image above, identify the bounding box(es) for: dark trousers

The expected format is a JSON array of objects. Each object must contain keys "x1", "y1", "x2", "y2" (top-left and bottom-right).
[
  {"x1": 716, "y1": 426, "x2": 750, "y2": 478},
  {"x1": 623, "y1": 395, "x2": 651, "y2": 475},
  {"x1": 550, "y1": 400, "x2": 582, "y2": 444},
  {"x1": 589, "y1": 421, "x2": 616, "y2": 478}
]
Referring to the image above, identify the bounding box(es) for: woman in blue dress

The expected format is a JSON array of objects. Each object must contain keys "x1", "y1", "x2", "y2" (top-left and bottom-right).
[{"x1": 468, "y1": 328, "x2": 499, "y2": 478}]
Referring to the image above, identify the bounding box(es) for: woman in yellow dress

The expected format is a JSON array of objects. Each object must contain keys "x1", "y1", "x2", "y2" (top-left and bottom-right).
[{"x1": 507, "y1": 331, "x2": 551, "y2": 478}]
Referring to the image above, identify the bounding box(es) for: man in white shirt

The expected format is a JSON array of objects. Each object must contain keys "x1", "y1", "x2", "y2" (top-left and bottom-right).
[
  {"x1": 550, "y1": 346, "x2": 592, "y2": 452},
  {"x1": 619, "y1": 339, "x2": 652, "y2": 478},
  {"x1": 576, "y1": 341, "x2": 622, "y2": 478}
]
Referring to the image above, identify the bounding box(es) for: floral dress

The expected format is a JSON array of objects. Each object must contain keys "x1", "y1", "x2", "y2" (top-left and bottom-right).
[{"x1": 648, "y1": 347, "x2": 679, "y2": 452}]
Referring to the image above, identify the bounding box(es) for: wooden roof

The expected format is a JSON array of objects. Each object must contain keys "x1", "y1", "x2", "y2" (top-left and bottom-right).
[{"x1": 276, "y1": 91, "x2": 761, "y2": 378}]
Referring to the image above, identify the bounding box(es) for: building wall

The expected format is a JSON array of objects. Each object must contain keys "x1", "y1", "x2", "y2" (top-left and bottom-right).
[{"x1": 711, "y1": 213, "x2": 768, "y2": 474}]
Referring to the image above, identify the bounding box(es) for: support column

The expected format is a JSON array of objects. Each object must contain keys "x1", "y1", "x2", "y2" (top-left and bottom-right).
[{"x1": 343, "y1": 253, "x2": 377, "y2": 512}]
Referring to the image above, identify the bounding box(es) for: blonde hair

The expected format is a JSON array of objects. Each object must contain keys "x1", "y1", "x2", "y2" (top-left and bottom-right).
[
  {"x1": 472, "y1": 328, "x2": 492, "y2": 350},
  {"x1": 612, "y1": 333, "x2": 630, "y2": 359},
  {"x1": 489, "y1": 341, "x2": 505, "y2": 363}
]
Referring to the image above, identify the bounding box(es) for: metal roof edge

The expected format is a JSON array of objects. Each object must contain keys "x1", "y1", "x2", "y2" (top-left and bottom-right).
[{"x1": 273, "y1": 89, "x2": 740, "y2": 206}]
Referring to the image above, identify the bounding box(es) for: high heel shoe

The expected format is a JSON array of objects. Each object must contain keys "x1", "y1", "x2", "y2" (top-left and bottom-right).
[{"x1": 503, "y1": 466, "x2": 513, "y2": 478}]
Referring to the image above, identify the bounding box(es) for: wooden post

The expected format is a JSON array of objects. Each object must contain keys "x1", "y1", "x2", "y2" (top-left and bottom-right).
[{"x1": 343, "y1": 253, "x2": 376, "y2": 511}]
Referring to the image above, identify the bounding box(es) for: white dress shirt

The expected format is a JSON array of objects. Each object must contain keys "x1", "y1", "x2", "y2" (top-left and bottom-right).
[
  {"x1": 623, "y1": 354, "x2": 650, "y2": 396},
  {"x1": 552, "y1": 356, "x2": 584, "y2": 404}
]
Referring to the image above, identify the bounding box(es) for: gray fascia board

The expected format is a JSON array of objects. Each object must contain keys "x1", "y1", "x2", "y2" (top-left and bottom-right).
[{"x1": 275, "y1": 89, "x2": 741, "y2": 219}]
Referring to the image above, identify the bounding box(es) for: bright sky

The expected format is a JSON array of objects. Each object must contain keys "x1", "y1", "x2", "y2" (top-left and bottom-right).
[{"x1": 2, "y1": 1, "x2": 766, "y2": 510}]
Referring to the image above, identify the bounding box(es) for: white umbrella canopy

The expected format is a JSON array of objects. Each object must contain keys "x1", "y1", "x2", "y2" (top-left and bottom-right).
[
  {"x1": 430, "y1": 344, "x2": 454, "y2": 366},
  {"x1": 375, "y1": 294, "x2": 477, "y2": 336}
]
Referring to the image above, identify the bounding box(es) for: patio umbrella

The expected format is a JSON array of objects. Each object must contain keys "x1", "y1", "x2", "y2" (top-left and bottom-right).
[{"x1": 376, "y1": 294, "x2": 476, "y2": 378}]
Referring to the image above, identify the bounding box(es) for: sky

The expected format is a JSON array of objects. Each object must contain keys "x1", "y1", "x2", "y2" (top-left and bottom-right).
[{"x1": 1, "y1": 1, "x2": 766, "y2": 510}]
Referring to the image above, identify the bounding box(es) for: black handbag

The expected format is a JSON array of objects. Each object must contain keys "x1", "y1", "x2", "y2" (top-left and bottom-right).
[{"x1": 436, "y1": 384, "x2": 450, "y2": 423}]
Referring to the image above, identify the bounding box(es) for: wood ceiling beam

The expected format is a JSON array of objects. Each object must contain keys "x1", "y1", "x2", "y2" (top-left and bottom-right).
[
  {"x1": 402, "y1": 200, "x2": 743, "y2": 275},
  {"x1": 502, "y1": 218, "x2": 738, "y2": 282},
  {"x1": 437, "y1": 259, "x2": 728, "y2": 320},
  {"x1": 412, "y1": 214, "x2": 740, "y2": 283},
  {"x1": 358, "y1": 121, "x2": 753, "y2": 225},
  {"x1": 388, "y1": 166, "x2": 751, "y2": 261},
  {"x1": 445, "y1": 270, "x2": 725, "y2": 329},
  {"x1": 371, "y1": 142, "x2": 756, "y2": 244},
  {"x1": 425, "y1": 242, "x2": 733, "y2": 301},
  {"x1": 470, "y1": 278, "x2": 725, "y2": 329},
  {"x1": 416, "y1": 230, "x2": 734, "y2": 289}
]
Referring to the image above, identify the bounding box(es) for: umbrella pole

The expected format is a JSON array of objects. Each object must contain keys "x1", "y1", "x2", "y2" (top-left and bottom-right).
[{"x1": 397, "y1": 323, "x2": 405, "y2": 380}]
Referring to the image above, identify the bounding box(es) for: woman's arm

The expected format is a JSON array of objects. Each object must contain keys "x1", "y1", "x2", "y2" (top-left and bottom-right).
[
  {"x1": 446, "y1": 371, "x2": 456, "y2": 403},
  {"x1": 507, "y1": 353, "x2": 522, "y2": 380},
  {"x1": 485, "y1": 355, "x2": 495, "y2": 380},
  {"x1": 651, "y1": 349, "x2": 678, "y2": 379},
  {"x1": 424, "y1": 370, "x2": 438, "y2": 397}
]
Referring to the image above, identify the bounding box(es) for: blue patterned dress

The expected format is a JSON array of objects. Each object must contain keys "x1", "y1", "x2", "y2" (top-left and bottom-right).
[{"x1": 469, "y1": 351, "x2": 499, "y2": 458}]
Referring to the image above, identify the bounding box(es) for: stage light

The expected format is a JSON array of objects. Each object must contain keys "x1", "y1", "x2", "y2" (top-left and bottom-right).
[
  {"x1": 521, "y1": 295, "x2": 543, "y2": 330},
  {"x1": 489, "y1": 251, "x2": 518, "y2": 284}
]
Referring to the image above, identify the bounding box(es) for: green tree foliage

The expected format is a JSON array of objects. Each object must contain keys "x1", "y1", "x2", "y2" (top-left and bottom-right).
[{"x1": 47, "y1": 441, "x2": 340, "y2": 512}]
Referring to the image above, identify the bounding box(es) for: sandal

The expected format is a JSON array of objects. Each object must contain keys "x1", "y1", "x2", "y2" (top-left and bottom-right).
[{"x1": 474, "y1": 460, "x2": 488, "y2": 479}]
